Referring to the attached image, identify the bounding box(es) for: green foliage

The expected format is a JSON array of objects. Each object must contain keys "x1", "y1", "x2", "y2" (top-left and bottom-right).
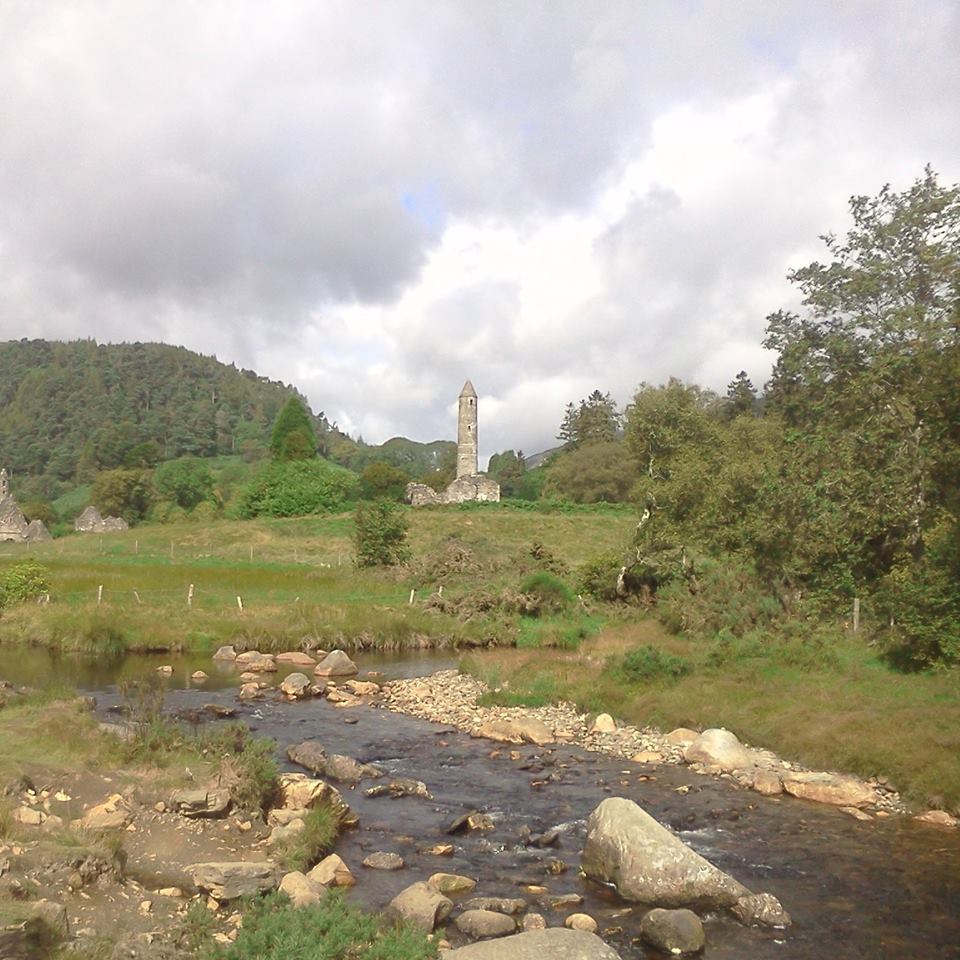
[
  {"x1": 558, "y1": 390, "x2": 622, "y2": 448},
  {"x1": 578, "y1": 549, "x2": 631, "y2": 601},
  {"x1": 724, "y1": 371, "x2": 758, "y2": 419},
  {"x1": 90, "y1": 468, "x2": 152, "y2": 522},
  {"x1": 237, "y1": 460, "x2": 357, "y2": 518},
  {"x1": 605, "y1": 645, "x2": 692, "y2": 684},
  {"x1": 359, "y1": 461, "x2": 410, "y2": 501},
  {"x1": 519, "y1": 570, "x2": 574, "y2": 612},
  {"x1": 542, "y1": 440, "x2": 637, "y2": 503},
  {"x1": 353, "y1": 500, "x2": 410, "y2": 567},
  {"x1": 154, "y1": 457, "x2": 216, "y2": 509},
  {"x1": 270, "y1": 397, "x2": 317, "y2": 461},
  {"x1": 0, "y1": 559, "x2": 50, "y2": 607},
  {"x1": 273, "y1": 803, "x2": 341, "y2": 871},
  {"x1": 20, "y1": 499, "x2": 57, "y2": 528},
  {"x1": 487, "y1": 449, "x2": 539, "y2": 499},
  {"x1": 211, "y1": 891, "x2": 437, "y2": 960}
]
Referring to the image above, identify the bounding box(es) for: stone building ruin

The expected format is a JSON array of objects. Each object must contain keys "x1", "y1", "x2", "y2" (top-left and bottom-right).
[
  {"x1": 0, "y1": 467, "x2": 51, "y2": 542},
  {"x1": 74, "y1": 505, "x2": 129, "y2": 534},
  {"x1": 405, "y1": 381, "x2": 501, "y2": 506}
]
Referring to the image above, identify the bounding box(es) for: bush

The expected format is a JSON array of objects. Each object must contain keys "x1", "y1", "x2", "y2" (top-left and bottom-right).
[
  {"x1": 519, "y1": 571, "x2": 574, "y2": 613},
  {"x1": 0, "y1": 559, "x2": 50, "y2": 608},
  {"x1": 606, "y1": 645, "x2": 692, "y2": 684},
  {"x1": 353, "y1": 500, "x2": 410, "y2": 567},
  {"x1": 237, "y1": 460, "x2": 358, "y2": 518},
  {"x1": 273, "y1": 803, "x2": 341, "y2": 871},
  {"x1": 212, "y1": 891, "x2": 437, "y2": 960},
  {"x1": 154, "y1": 457, "x2": 216, "y2": 509}
]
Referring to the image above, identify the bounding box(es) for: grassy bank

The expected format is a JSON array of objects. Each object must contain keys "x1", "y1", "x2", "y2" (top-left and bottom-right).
[
  {"x1": 0, "y1": 504, "x2": 633, "y2": 655},
  {"x1": 463, "y1": 619, "x2": 960, "y2": 812}
]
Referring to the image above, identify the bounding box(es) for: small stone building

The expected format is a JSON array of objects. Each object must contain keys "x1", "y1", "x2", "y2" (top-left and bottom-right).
[
  {"x1": 74, "y1": 505, "x2": 129, "y2": 534},
  {"x1": 0, "y1": 468, "x2": 51, "y2": 542},
  {"x1": 406, "y1": 381, "x2": 501, "y2": 506}
]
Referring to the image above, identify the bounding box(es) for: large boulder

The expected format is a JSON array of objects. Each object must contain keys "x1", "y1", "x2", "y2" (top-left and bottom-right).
[
  {"x1": 581, "y1": 797, "x2": 749, "y2": 909},
  {"x1": 732, "y1": 892, "x2": 791, "y2": 927},
  {"x1": 314, "y1": 650, "x2": 359, "y2": 677},
  {"x1": 455, "y1": 909, "x2": 516, "y2": 939},
  {"x1": 280, "y1": 673, "x2": 312, "y2": 699},
  {"x1": 440, "y1": 928, "x2": 622, "y2": 960},
  {"x1": 683, "y1": 729, "x2": 755, "y2": 772},
  {"x1": 286, "y1": 741, "x2": 327, "y2": 774},
  {"x1": 279, "y1": 870, "x2": 325, "y2": 907},
  {"x1": 308, "y1": 854, "x2": 355, "y2": 887},
  {"x1": 191, "y1": 862, "x2": 277, "y2": 900},
  {"x1": 639, "y1": 908, "x2": 705, "y2": 955},
  {"x1": 79, "y1": 794, "x2": 132, "y2": 831},
  {"x1": 170, "y1": 787, "x2": 231, "y2": 818},
  {"x1": 324, "y1": 754, "x2": 384, "y2": 783},
  {"x1": 276, "y1": 651, "x2": 316, "y2": 666},
  {"x1": 472, "y1": 719, "x2": 554, "y2": 746},
  {"x1": 781, "y1": 771, "x2": 877, "y2": 808},
  {"x1": 387, "y1": 881, "x2": 452, "y2": 932},
  {"x1": 212, "y1": 645, "x2": 237, "y2": 661}
]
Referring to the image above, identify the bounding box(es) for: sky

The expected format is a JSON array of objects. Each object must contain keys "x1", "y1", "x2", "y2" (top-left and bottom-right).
[{"x1": 2, "y1": 2, "x2": 958, "y2": 464}]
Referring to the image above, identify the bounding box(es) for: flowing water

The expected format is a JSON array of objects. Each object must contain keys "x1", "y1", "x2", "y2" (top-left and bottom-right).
[{"x1": 3, "y1": 648, "x2": 959, "y2": 959}]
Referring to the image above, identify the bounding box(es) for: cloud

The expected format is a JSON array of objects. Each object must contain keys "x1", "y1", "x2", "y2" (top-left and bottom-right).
[{"x1": 0, "y1": 1, "x2": 957, "y2": 462}]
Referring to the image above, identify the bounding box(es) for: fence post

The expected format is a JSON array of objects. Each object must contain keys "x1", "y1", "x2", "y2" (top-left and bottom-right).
[
  {"x1": 97, "y1": 584, "x2": 103, "y2": 606},
  {"x1": 408, "y1": 589, "x2": 415, "y2": 606},
  {"x1": 187, "y1": 583, "x2": 194, "y2": 608},
  {"x1": 236, "y1": 595, "x2": 244, "y2": 614},
  {"x1": 249, "y1": 545, "x2": 254, "y2": 562},
  {"x1": 134, "y1": 590, "x2": 141, "y2": 605},
  {"x1": 852, "y1": 597, "x2": 860, "y2": 633}
]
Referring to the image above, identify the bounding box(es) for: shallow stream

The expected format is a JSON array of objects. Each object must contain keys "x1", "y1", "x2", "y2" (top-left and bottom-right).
[{"x1": 2, "y1": 647, "x2": 959, "y2": 959}]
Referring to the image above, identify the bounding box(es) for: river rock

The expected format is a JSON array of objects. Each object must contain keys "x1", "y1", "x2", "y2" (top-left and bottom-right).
[
  {"x1": 308, "y1": 854, "x2": 355, "y2": 887},
  {"x1": 314, "y1": 650, "x2": 359, "y2": 677},
  {"x1": 325, "y1": 754, "x2": 384, "y2": 783},
  {"x1": 276, "y1": 651, "x2": 316, "y2": 666},
  {"x1": 781, "y1": 771, "x2": 877, "y2": 808},
  {"x1": 732, "y1": 892, "x2": 791, "y2": 927},
  {"x1": 170, "y1": 787, "x2": 231, "y2": 818},
  {"x1": 914, "y1": 810, "x2": 958, "y2": 827},
  {"x1": 440, "y1": 928, "x2": 622, "y2": 960},
  {"x1": 344, "y1": 679, "x2": 380, "y2": 696},
  {"x1": 639, "y1": 908, "x2": 705, "y2": 954},
  {"x1": 664, "y1": 727, "x2": 700, "y2": 746},
  {"x1": 590, "y1": 714, "x2": 617, "y2": 734},
  {"x1": 191, "y1": 861, "x2": 277, "y2": 900},
  {"x1": 268, "y1": 807, "x2": 308, "y2": 826},
  {"x1": 280, "y1": 673, "x2": 312, "y2": 699},
  {"x1": 156, "y1": 665, "x2": 173, "y2": 677},
  {"x1": 238, "y1": 682, "x2": 261, "y2": 700},
  {"x1": 287, "y1": 740, "x2": 327, "y2": 775},
  {"x1": 456, "y1": 909, "x2": 516, "y2": 939},
  {"x1": 387, "y1": 881, "x2": 453, "y2": 931},
  {"x1": 428, "y1": 872, "x2": 477, "y2": 895},
  {"x1": 365, "y1": 778, "x2": 431, "y2": 799},
  {"x1": 279, "y1": 870, "x2": 325, "y2": 907},
  {"x1": 462, "y1": 897, "x2": 527, "y2": 915},
  {"x1": 522, "y1": 913, "x2": 546, "y2": 931},
  {"x1": 565, "y1": 913, "x2": 598, "y2": 933},
  {"x1": 80, "y1": 794, "x2": 132, "y2": 831},
  {"x1": 242, "y1": 654, "x2": 278, "y2": 673},
  {"x1": 363, "y1": 851, "x2": 405, "y2": 870},
  {"x1": 212, "y1": 645, "x2": 237, "y2": 661},
  {"x1": 581, "y1": 797, "x2": 749, "y2": 908},
  {"x1": 277, "y1": 773, "x2": 345, "y2": 812},
  {"x1": 472, "y1": 718, "x2": 554, "y2": 746},
  {"x1": 191, "y1": 671, "x2": 208, "y2": 682},
  {"x1": 683, "y1": 729, "x2": 755, "y2": 772},
  {"x1": 751, "y1": 769, "x2": 783, "y2": 796},
  {"x1": 269, "y1": 818, "x2": 306, "y2": 845}
]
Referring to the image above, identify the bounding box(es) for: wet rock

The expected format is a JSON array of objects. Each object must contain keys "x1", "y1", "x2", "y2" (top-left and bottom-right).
[
  {"x1": 279, "y1": 870, "x2": 325, "y2": 907},
  {"x1": 462, "y1": 897, "x2": 527, "y2": 915},
  {"x1": 581, "y1": 797, "x2": 749, "y2": 909},
  {"x1": 277, "y1": 774, "x2": 354, "y2": 824},
  {"x1": 428, "y1": 872, "x2": 477, "y2": 895},
  {"x1": 276, "y1": 651, "x2": 316, "y2": 666},
  {"x1": 286, "y1": 740, "x2": 327, "y2": 775},
  {"x1": 424, "y1": 843, "x2": 455, "y2": 856},
  {"x1": 664, "y1": 727, "x2": 699, "y2": 746},
  {"x1": 564, "y1": 913, "x2": 597, "y2": 933},
  {"x1": 544, "y1": 893, "x2": 583, "y2": 909},
  {"x1": 440, "y1": 928, "x2": 622, "y2": 960},
  {"x1": 327, "y1": 688, "x2": 362, "y2": 707},
  {"x1": 324, "y1": 754, "x2": 384, "y2": 783},
  {"x1": 365, "y1": 778, "x2": 430, "y2": 799},
  {"x1": 191, "y1": 861, "x2": 277, "y2": 900},
  {"x1": 80, "y1": 794, "x2": 132, "y2": 831},
  {"x1": 840, "y1": 806, "x2": 873, "y2": 821},
  {"x1": 238, "y1": 682, "x2": 261, "y2": 700},
  {"x1": 235, "y1": 651, "x2": 277, "y2": 672},
  {"x1": 631, "y1": 751, "x2": 663, "y2": 764},
  {"x1": 269, "y1": 818, "x2": 306, "y2": 845},
  {"x1": 203, "y1": 703, "x2": 236, "y2": 718},
  {"x1": 456, "y1": 909, "x2": 516, "y2": 939},
  {"x1": 212, "y1": 645, "x2": 237, "y2": 661},
  {"x1": 781, "y1": 771, "x2": 877, "y2": 808},
  {"x1": 156, "y1": 665, "x2": 173, "y2": 677},
  {"x1": 751, "y1": 769, "x2": 783, "y2": 796},
  {"x1": 914, "y1": 810, "x2": 958, "y2": 827},
  {"x1": 170, "y1": 787, "x2": 231, "y2": 818},
  {"x1": 473, "y1": 719, "x2": 554, "y2": 746},
  {"x1": 522, "y1": 913, "x2": 546, "y2": 931},
  {"x1": 280, "y1": 673, "x2": 312, "y2": 699},
  {"x1": 191, "y1": 671, "x2": 208, "y2": 682},
  {"x1": 590, "y1": 714, "x2": 617, "y2": 734},
  {"x1": 683, "y1": 729, "x2": 755, "y2": 773},
  {"x1": 387, "y1": 881, "x2": 453, "y2": 932},
  {"x1": 344, "y1": 679, "x2": 380, "y2": 696},
  {"x1": 308, "y1": 854, "x2": 355, "y2": 887},
  {"x1": 732, "y1": 892, "x2": 791, "y2": 928},
  {"x1": 314, "y1": 650, "x2": 359, "y2": 677},
  {"x1": 363, "y1": 851, "x2": 405, "y2": 870},
  {"x1": 639, "y1": 908, "x2": 705, "y2": 954}
]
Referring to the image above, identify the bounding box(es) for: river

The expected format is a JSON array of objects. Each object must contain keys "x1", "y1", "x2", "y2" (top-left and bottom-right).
[{"x1": 2, "y1": 647, "x2": 959, "y2": 959}]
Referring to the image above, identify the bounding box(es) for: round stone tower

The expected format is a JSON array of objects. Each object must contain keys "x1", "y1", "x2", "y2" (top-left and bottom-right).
[{"x1": 456, "y1": 380, "x2": 478, "y2": 478}]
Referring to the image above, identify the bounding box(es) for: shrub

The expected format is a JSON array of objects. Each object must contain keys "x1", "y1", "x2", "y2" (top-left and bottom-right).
[
  {"x1": 273, "y1": 803, "x2": 341, "y2": 871},
  {"x1": 153, "y1": 457, "x2": 216, "y2": 509},
  {"x1": 237, "y1": 460, "x2": 358, "y2": 518},
  {"x1": 519, "y1": 571, "x2": 574, "y2": 613},
  {"x1": 606, "y1": 645, "x2": 692, "y2": 684},
  {"x1": 212, "y1": 891, "x2": 437, "y2": 960},
  {"x1": 0, "y1": 559, "x2": 50, "y2": 608},
  {"x1": 353, "y1": 500, "x2": 410, "y2": 567}
]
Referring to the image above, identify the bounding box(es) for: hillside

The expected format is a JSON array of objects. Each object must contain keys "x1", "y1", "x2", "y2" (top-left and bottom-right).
[{"x1": 0, "y1": 339, "x2": 350, "y2": 496}]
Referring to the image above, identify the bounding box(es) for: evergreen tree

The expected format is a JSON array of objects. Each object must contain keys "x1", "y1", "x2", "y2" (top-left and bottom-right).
[
  {"x1": 270, "y1": 397, "x2": 317, "y2": 461},
  {"x1": 724, "y1": 371, "x2": 757, "y2": 419}
]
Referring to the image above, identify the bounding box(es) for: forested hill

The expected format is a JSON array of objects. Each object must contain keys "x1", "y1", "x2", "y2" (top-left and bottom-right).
[{"x1": 0, "y1": 339, "x2": 350, "y2": 490}]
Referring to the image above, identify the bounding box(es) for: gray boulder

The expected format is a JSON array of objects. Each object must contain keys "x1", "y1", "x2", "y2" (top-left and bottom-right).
[
  {"x1": 440, "y1": 928, "x2": 622, "y2": 960},
  {"x1": 387, "y1": 881, "x2": 453, "y2": 932},
  {"x1": 170, "y1": 787, "x2": 231, "y2": 818},
  {"x1": 455, "y1": 909, "x2": 516, "y2": 939},
  {"x1": 287, "y1": 740, "x2": 327, "y2": 774},
  {"x1": 314, "y1": 649, "x2": 359, "y2": 677},
  {"x1": 581, "y1": 797, "x2": 749, "y2": 909},
  {"x1": 325, "y1": 754, "x2": 384, "y2": 783},
  {"x1": 732, "y1": 892, "x2": 791, "y2": 927},
  {"x1": 683, "y1": 729, "x2": 755, "y2": 772},
  {"x1": 190, "y1": 862, "x2": 277, "y2": 900},
  {"x1": 362, "y1": 851, "x2": 405, "y2": 870},
  {"x1": 280, "y1": 673, "x2": 312, "y2": 699},
  {"x1": 639, "y1": 908, "x2": 705, "y2": 954}
]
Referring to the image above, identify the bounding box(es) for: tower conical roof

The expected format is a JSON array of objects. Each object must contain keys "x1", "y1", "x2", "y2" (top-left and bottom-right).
[{"x1": 459, "y1": 380, "x2": 477, "y2": 398}]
